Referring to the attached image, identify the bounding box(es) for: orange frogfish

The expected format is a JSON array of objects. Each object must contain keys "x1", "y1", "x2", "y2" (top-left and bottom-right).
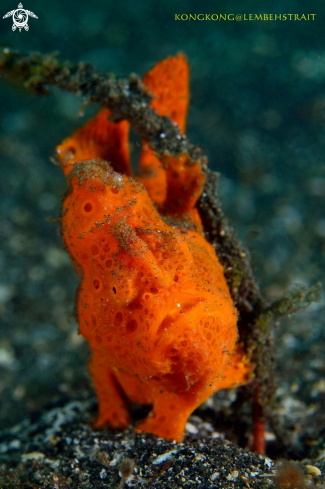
[{"x1": 56, "y1": 54, "x2": 253, "y2": 442}]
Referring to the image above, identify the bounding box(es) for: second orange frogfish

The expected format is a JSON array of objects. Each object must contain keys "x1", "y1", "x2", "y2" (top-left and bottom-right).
[{"x1": 56, "y1": 54, "x2": 253, "y2": 442}]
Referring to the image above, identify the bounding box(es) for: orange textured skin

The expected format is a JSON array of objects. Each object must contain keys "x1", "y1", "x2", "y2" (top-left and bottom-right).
[
  {"x1": 58, "y1": 55, "x2": 253, "y2": 442},
  {"x1": 137, "y1": 53, "x2": 189, "y2": 207},
  {"x1": 61, "y1": 160, "x2": 252, "y2": 441},
  {"x1": 56, "y1": 108, "x2": 131, "y2": 177}
]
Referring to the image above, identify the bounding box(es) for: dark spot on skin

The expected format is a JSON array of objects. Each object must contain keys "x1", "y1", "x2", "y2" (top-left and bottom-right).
[
  {"x1": 126, "y1": 319, "x2": 138, "y2": 334},
  {"x1": 114, "y1": 312, "x2": 123, "y2": 327},
  {"x1": 84, "y1": 203, "x2": 93, "y2": 212},
  {"x1": 91, "y1": 245, "x2": 99, "y2": 255}
]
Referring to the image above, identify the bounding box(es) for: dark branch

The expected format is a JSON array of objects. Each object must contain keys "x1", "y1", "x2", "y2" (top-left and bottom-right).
[{"x1": 0, "y1": 48, "x2": 203, "y2": 161}]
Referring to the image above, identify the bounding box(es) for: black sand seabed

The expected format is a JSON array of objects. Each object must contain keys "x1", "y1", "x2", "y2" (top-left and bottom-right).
[{"x1": 0, "y1": 396, "x2": 323, "y2": 488}]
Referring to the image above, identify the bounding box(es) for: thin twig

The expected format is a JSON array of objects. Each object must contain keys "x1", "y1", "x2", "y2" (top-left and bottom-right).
[{"x1": 147, "y1": 460, "x2": 174, "y2": 488}]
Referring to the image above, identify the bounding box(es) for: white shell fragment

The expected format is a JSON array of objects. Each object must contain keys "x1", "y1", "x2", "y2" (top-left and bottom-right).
[
  {"x1": 152, "y1": 449, "x2": 179, "y2": 465},
  {"x1": 305, "y1": 465, "x2": 321, "y2": 477},
  {"x1": 21, "y1": 451, "x2": 45, "y2": 462}
]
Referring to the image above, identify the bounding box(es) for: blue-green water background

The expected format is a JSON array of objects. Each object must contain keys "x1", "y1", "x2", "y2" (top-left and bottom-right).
[{"x1": 0, "y1": 0, "x2": 324, "y2": 445}]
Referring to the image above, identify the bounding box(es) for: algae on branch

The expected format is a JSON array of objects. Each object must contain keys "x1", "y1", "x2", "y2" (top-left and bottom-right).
[
  {"x1": 266, "y1": 282, "x2": 322, "y2": 317},
  {"x1": 0, "y1": 48, "x2": 201, "y2": 161}
]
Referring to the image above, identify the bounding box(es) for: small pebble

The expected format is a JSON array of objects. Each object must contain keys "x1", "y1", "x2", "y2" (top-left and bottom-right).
[
  {"x1": 210, "y1": 472, "x2": 220, "y2": 481},
  {"x1": 226, "y1": 470, "x2": 239, "y2": 480},
  {"x1": 305, "y1": 465, "x2": 321, "y2": 477},
  {"x1": 21, "y1": 451, "x2": 45, "y2": 461}
]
